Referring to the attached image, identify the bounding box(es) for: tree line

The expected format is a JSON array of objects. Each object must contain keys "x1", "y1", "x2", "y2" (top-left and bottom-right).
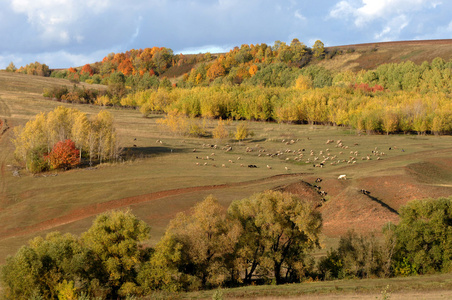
[
  {"x1": 2, "y1": 192, "x2": 452, "y2": 299},
  {"x1": 0, "y1": 191, "x2": 322, "y2": 299},
  {"x1": 123, "y1": 83, "x2": 452, "y2": 135}
]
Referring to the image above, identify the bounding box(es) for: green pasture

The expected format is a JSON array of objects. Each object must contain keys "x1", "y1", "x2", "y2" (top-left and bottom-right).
[
  {"x1": 1, "y1": 71, "x2": 452, "y2": 265},
  {"x1": 165, "y1": 272, "x2": 452, "y2": 299}
]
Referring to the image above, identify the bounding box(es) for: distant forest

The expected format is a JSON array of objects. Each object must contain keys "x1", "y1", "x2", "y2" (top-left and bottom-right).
[{"x1": 7, "y1": 39, "x2": 452, "y2": 135}]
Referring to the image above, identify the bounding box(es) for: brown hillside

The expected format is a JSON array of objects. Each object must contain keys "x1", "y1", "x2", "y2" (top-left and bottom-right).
[{"x1": 321, "y1": 39, "x2": 452, "y2": 72}]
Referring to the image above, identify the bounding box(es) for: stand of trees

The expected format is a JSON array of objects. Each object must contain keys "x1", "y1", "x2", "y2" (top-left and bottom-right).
[
  {"x1": 318, "y1": 196, "x2": 452, "y2": 279},
  {"x1": 0, "y1": 191, "x2": 322, "y2": 299},
  {"x1": 2, "y1": 194, "x2": 452, "y2": 299},
  {"x1": 13, "y1": 106, "x2": 121, "y2": 173}
]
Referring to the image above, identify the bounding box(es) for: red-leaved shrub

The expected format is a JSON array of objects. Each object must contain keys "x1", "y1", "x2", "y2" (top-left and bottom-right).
[{"x1": 46, "y1": 139, "x2": 80, "y2": 170}]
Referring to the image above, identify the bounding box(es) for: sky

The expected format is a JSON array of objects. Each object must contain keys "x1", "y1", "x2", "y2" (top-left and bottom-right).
[{"x1": 0, "y1": 0, "x2": 451, "y2": 69}]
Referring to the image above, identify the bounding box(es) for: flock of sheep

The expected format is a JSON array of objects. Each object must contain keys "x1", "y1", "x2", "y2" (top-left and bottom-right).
[{"x1": 188, "y1": 137, "x2": 392, "y2": 183}]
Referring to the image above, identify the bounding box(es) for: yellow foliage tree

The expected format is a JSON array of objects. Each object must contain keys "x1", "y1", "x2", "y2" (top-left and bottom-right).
[
  {"x1": 294, "y1": 75, "x2": 313, "y2": 91},
  {"x1": 212, "y1": 118, "x2": 229, "y2": 140}
]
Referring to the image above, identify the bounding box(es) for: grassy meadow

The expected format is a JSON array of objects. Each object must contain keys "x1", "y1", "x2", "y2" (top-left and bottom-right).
[{"x1": 2, "y1": 70, "x2": 452, "y2": 297}]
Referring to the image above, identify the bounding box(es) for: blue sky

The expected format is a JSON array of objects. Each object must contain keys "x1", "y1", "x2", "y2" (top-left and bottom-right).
[{"x1": 0, "y1": 0, "x2": 451, "y2": 69}]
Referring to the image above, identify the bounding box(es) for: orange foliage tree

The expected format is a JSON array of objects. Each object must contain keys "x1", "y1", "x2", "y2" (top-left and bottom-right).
[
  {"x1": 249, "y1": 64, "x2": 258, "y2": 77},
  {"x1": 118, "y1": 58, "x2": 135, "y2": 76},
  {"x1": 80, "y1": 64, "x2": 94, "y2": 76},
  {"x1": 45, "y1": 139, "x2": 80, "y2": 170},
  {"x1": 206, "y1": 61, "x2": 226, "y2": 80}
]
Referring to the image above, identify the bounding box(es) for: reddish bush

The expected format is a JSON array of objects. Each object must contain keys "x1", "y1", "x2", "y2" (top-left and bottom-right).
[
  {"x1": 372, "y1": 84, "x2": 384, "y2": 92},
  {"x1": 354, "y1": 83, "x2": 385, "y2": 93},
  {"x1": 45, "y1": 139, "x2": 80, "y2": 170}
]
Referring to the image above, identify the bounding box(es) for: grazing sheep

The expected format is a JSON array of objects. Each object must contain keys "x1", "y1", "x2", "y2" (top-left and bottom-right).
[
  {"x1": 338, "y1": 174, "x2": 347, "y2": 180},
  {"x1": 267, "y1": 165, "x2": 272, "y2": 169},
  {"x1": 361, "y1": 189, "x2": 370, "y2": 195},
  {"x1": 315, "y1": 178, "x2": 322, "y2": 183},
  {"x1": 222, "y1": 164, "x2": 226, "y2": 167}
]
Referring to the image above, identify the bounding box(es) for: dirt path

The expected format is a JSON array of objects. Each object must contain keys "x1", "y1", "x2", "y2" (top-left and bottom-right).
[{"x1": 0, "y1": 173, "x2": 307, "y2": 240}]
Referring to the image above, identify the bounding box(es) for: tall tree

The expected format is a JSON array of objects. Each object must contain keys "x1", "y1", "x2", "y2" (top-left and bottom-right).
[
  {"x1": 81, "y1": 210, "x2": 150, "y2": 298},
  {"x1": 228, "y1": 190, "x2": 322, "y2": 284},
  {"x1": 160, "y1": 195, "x2": 240, "y2": 288},
  {"x1": 312, "y1": 40, "x2": 325, "y2": 59}
]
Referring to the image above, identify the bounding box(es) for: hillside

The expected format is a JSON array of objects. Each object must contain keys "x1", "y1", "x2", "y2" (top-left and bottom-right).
[
  {"x1": 161, "y1": 39, "x2": 452, "y2": 79},
  {"x1": 2, "y1": 40, "x2": 452, "y2": 298},
  {"x1": 319, "y1": 39, "x2": 452, "y2": 72},
  {"x1": 2, "y1": 66, "x2": 452, "y2": 259}
]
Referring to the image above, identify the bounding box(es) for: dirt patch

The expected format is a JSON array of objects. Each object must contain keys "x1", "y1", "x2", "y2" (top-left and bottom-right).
[{"x1": 277, "y1": 180, "x2": 325, "y2": 208}]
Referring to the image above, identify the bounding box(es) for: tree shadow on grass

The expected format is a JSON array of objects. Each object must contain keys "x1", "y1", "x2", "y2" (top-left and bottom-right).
[{"x1": 122, "y1": 146, "x2": 189, "y2": 158}]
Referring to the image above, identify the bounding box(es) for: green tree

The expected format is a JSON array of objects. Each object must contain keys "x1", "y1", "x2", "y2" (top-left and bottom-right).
[
  {"x1": 312, "y1": 40, "x2": 325, "y2": 59},
  {"x1": 160, "y1": 195, "x2": 240, "y2": 288},
  {"x1": 81, "y1": 210, "x2": 150, "y2": 298},
  {"x1": 234, "y1": 123, "x2": 252, "y2": 142},
  {"x1": 137, "y1": 233, "x2": 184, "y2": 293},
  {"x1": 0, "y1": 232, "x2": 94, "y2": 300},
  {"x1": 392, "y1": 197, "x2": 452, "y2": 274},
  {"x1": 5, "y1": 62, "x2": 16, "y2": 72},
  {"x1": 228, "y1": 190, "x2": 322, "y2": 284}
]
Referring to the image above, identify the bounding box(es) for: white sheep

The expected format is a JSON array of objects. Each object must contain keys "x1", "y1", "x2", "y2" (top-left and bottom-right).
[{"x1": 338, "y1": 174, "x2": 347, "y2": 180}]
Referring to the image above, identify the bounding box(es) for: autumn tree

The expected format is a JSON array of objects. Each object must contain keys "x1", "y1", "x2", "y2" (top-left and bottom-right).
[
  {"x1": 118, "y1": 58, "x2": 135, "y2": 76},
  {"x1": 137, "y1": 233, "x2": 186, "y2": 293},
  {"x1": 212, "y1": 118, "x2": 229, "y2": 140},
  {"x1": 312, "y1": 40, "x2": 325, "y2": 59},
  {"x1": 80, "y1": 64, "x2": 94, "y2": 76},
  {"x1": 249, "y1": 64, "x2": 258, "y2": 77},
  {"x1": 159, "y1": 195, "x2": 240, "y2": 288},
  {"x1": 206, "y1": 61, "x2": 226, "y2": 81},
  {"x1": 0, "y1": 232, "x2": 95, "y2": 299},
  {"x1": 5, "y1": 62, "x2": 16, "y2": 72},
  {"x1": 45, "y1": 139, "x2": 80, "y2": 170},
  {"x1": 234, "y1": 123, "x2": 252, "y2": 142},
  {"x1": 13, "y1": 106, "x2": 120, "y2": 172},
  {"x1": 294, "y1": 74, "x2": 313, "y2": 91},
  {"x1": 228, "y1": 190, "x2": 322, "y2": 284}
]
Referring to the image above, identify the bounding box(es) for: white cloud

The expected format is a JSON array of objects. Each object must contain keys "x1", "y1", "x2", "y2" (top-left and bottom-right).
[
  {"x1": 177, "y1": 44, "x2": 234, "y2": 55},
  {"x1": 329, "y1": 1, "x2": 354, "y2": 20},
  {"x1": 10, "y1": 0, "x2": 80, "y2": 43},
  {"x1": 374, "y1": 14, "x2": 409, "y2": 40},
  {"x1": 294, "y1": 10, "x2": 306, "y2": 21},
  {"x1": 329, "y1": 0, "x2": 442, "y2": 41},
  {"x1": 330, "y1": 0, "x2": 434, "y2": 25}
]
